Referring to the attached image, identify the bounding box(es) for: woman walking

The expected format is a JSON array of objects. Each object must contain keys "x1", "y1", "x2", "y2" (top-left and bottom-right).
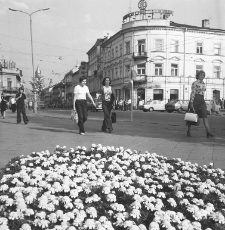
[
  {"x1": 73, "y1": 76, "x2": 95, "y2": 135},
  {"x1": 0, "y1": 94, "x2": 7, "y2": 119},
  {"x1": 101, "y1": 77, "x2": 115, "y2": 133},
  {"x1": 187, "y1": 70, "x2": 214, "y2": 138}
]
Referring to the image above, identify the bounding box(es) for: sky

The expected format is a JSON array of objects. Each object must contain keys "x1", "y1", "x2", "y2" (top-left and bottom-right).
[{"x1": 0, "y1": 0, "x2": 225, "y2": 88}]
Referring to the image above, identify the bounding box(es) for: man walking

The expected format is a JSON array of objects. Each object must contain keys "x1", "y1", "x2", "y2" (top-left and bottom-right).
[{"x1": 15, "y1": 87, "x2": 29, "y2": 124}]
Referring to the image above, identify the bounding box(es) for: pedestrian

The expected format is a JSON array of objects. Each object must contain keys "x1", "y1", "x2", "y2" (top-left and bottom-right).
[
  {"x1": 127, "y1": 98, "x2": 131, "y2": 111},
  {"x1": 222, "y1": 98, "x2": 225, "y2": 109},
  {"x1": 10, "y1": 96, "x2": 16, "y2": 113},
  {"x1": 186, "y1": 70, "x2": 214, "y2": 138},
  {"x1": 15, "y1": 87, "x2": 29, "y2": 124},
  {"x1": 0, "y1": 94, "x2": 7, "y2": 119},
  {"x1": 101, "y1": 77, "x2": 115, "y2": 133},
  {"x1": 73, "y1": 76, "x2": 96, "y2": 135}
]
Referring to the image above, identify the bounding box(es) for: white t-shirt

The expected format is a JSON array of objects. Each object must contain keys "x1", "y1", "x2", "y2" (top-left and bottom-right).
[
  {"x1": 103, "y1": 86, "x2": 112, "y2": 101},
  {"x1": 74, "y1": 85, "x2": 89, "y2": 100}
]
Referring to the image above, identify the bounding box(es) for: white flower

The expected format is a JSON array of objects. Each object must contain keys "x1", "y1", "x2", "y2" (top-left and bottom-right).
[
  {"x1": 149, "y1": 222, "x2": 160, "y2": 230},
  {"x1": 84, "y1": 219, "x2": 96, "y2": 229},
  {"x1": 19, "y1": 223, "x2": 31, "y2": 230},
  {"x1": 167, "y1": 198, "x2": 177, "y2": 207}
]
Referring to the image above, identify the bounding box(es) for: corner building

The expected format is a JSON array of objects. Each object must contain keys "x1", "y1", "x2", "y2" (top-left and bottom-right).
[{"x1": 99, "y1": 5, "x2": 225, "y2": 108}]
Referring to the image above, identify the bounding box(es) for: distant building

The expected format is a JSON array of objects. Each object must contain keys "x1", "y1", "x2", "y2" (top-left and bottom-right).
[
  {"x1": 0, "y1": 59, "x2": 22, "y2": 101},
  {"x1": 88, "y1": 0, "x2": 225, "y2": 107}
]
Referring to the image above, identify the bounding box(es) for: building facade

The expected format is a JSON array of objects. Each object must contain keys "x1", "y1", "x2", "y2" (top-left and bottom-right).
[
  {"x1": 0, "y1": 59, "x2": 22, "y2": 101},
  {"x1": 95, "y1": 2, "x2": 225, "y2": 108}
]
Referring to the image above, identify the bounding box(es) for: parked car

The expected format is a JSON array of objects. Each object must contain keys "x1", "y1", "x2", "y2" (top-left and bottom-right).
[
  {"x1": 87, "y1": 100, "x2": 102, "y2": 112},
  {"x1": 179, "y1": 100, "x2": 189, "y2": 112},
  {"x1": 143, "y1": 100, "x2": 165, "y2": 112},
  {"x1": 37, "y1": 101, "x2": 45, "y2": 109},
  {"x1": 165, "y1": 100, "x2": 182, "y2": 113},
  {"x1": 205, "y1": 100, "x2": 221, "y2": 115}
]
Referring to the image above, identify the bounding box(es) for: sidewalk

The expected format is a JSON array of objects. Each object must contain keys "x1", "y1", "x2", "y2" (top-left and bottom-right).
[{"x1": 0, "y1": 109, "x2": 225, "y2": 170}]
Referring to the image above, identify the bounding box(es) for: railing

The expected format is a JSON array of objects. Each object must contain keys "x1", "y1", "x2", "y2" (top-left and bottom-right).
[{"x1": 133, "y1": 52, "x2": 148, "y2": 59}]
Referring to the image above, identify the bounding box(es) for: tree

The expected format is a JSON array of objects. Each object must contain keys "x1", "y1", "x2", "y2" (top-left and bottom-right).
[{"x1": 29, "y1": 66, "x2": 45, "y2": 97}]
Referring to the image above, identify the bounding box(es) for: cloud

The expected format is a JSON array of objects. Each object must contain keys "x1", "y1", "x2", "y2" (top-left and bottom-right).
[
  {"x1": 83, "y1": 14, "x2": 91, "y2": 23},
  {"x1": 10, "y1": 1, "x2": 30, "y2": 10}
]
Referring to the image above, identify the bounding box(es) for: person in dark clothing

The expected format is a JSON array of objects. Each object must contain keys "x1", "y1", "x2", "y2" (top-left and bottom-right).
[
  {"x1": 15, "y1": 87, "x2": 29, "y2": 124},
  {"x1": 101, "y1": 77, "x2": 115, "y2": 133},
  {"x1": 0, "y1": 94, "x2": 7, "y2": 119}
]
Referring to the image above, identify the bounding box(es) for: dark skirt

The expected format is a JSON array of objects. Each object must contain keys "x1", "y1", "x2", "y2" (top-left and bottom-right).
[{"x1": 188, "y1": 94, "x2": 207, "y2": 118}]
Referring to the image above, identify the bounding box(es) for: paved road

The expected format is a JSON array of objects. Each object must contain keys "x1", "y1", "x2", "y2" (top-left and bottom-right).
[{"x1": 0, "y1": 108, "x2": 224, "y2": 170}]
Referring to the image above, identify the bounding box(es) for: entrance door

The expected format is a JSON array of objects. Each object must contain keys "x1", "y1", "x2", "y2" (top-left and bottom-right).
[{"x1": 153, "y1": 89, "x2": 163, "y2": 100}]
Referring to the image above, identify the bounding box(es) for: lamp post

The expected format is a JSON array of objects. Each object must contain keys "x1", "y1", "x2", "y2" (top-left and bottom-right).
[{"x1": 9, "y1": 7, "x2": 50, "y2": 113}]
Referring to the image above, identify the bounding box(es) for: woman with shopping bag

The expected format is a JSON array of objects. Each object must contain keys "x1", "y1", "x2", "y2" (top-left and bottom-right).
[
  {"x1": 186, "y1": 70, "x2": 214, "y2": 138},
  {"x1": 73, "y1": 76, "x2": 95, "y2": 135}
]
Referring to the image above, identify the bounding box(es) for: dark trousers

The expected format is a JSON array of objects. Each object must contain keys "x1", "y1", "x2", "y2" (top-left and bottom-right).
[
  {"x1": 75, "y1": 100, "x2": 87, "y2": 133},
  {"x1": 17, "y1": 105, "x2": 29, "y2": 124},
  {"x1": 102, "y1": 100, "x2": 113, "y2": 131}
]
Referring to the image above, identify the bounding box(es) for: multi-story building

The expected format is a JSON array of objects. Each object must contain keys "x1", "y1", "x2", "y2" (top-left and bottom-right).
[
  {"x1": 87, "y1": 39, "x2": 106, "y2": 98},
  {"x1": 0, "y1": 59, "x2": 22, "y2": 101},
  {"x1": 97, "y1": 1, "x2": 225, "y2": 108}
]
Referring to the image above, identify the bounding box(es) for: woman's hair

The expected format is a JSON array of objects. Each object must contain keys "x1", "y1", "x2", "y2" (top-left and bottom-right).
[
  {"x1": 79, "y1": 76, "x2": 87, "y2": 83},
  {"x1": 19, "y1": 87, "x2": 24, "y2": 92},
  {"x1": 102, "y1": 77, "x2": 111, "y2": 86},
  {"x1": 196, "y1": 70, "x2": 205, "y2": 80}
]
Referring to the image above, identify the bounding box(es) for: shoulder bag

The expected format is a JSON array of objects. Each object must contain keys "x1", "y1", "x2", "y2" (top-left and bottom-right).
[{"x1": 111, "y1": 111, "x2": 117, "y2": 123}]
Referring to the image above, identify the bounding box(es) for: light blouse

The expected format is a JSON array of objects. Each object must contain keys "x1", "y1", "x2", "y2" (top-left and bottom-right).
[
  {"x1": 74, "y1": 85, "x2": 89, "y2": 100},
  {"x1": 190, "y1": 79, "x2": 206, "y2": 102},
  {"x1": 102, "y1": 86, "x2": 112, "y2": 101}
]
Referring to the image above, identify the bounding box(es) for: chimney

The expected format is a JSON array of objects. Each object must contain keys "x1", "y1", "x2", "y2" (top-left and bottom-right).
[{"x1": 202, "y1": 19, "x2": 210, "y2": 28}]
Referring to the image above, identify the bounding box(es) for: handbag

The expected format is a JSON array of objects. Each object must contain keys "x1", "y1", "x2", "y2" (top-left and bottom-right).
[
  {"x1": 184, "y1": 110, "x2": 198, "y2": 123},
  {"x1": 111, "y1": 112, "x2": 117, "y2": 123},
  {"x1": 71, "y1": 110, "x2": 78, "y2": 124}
]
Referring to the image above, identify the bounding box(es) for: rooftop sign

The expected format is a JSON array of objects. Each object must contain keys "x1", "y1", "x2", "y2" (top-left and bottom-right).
[{"x1": 123, "y1": 9, "x2": 173, "y2": 21}]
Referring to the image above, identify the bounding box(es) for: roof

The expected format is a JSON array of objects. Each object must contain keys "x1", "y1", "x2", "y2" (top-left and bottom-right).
[
  {"x1": 86, "y1": 38, "x2": 105, "y2": 55},
  {"x1": 170, "y1": 21, "x2": 225, "y2": 33}
]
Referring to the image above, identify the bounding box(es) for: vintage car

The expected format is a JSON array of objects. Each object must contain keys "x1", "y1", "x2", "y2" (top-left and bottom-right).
[{"x1": 143, "y1": 100, "x2": 166, "y2": 112}]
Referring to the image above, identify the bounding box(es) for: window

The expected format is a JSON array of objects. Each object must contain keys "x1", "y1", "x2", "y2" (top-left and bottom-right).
[
  {"x1": 125, "y1": 65, "x2": 130, "y2": 73},
  {"x1": 125, "y1": 41, "x2": 130, "y2": 54},
  {"x1": 155, "y1": 39, "x2": 163, "y2": 51},
  {"x1": 171, "y1": 64, "x2": 178, "y2": 76},
  {"x1": 196, "y1": 42, "x2": 203, "y2": 54},
  {"x1": 171, "y1": 40, "x2": 179, "y2": 52},
  {"x1": 196, "y1": 65, "x2": 203, "y2": 74},
  {"x1": 111, "y1": 48, "x2": 114, "y2": 58},
  {"x1": 214, "y1": 66, "x2": 221, "y2": 78},
  {"x1": 7, "y1": 78, "x2": 12, "y2": 89},
  {"x1": 137, "y1": 40, "x2": 146, "y2": 53},
  {"x1": 120, "y1": 44, "x2": 122, "y2": 56},
  {"x1": 137, "y1": 64, "x2": 146, "y2": 75},
  {"x1": 120, "y1": 66, "x2": 122, "y2": 78},
  {"x1": 112, "y1": 68, "x2": 114, "y2": 79},
  {"x1": 115, "y1": 67, "x2": 118, "y2": 79},
  {"x1": 115, "y1": 46, "x2": 118, "y2": 57},
  {"x1": 108, "y1": 50, "x2": 111, "y2": 60},
  {"x1": 214, "y1": 44, "x2": 221, "y2": 55},
  {"x1": 154, "y1": 64, "x2": 163, "y2": 76}
]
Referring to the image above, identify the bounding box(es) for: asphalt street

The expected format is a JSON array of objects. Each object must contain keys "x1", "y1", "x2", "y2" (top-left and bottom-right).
[{"x1": 0, "y1": 108, "x2": 225, "y2": 170}]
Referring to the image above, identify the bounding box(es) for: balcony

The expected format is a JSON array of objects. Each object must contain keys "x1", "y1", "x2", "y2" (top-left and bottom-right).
[{"x1": 132, "y1": 52, "x2": 148, "y2": 61}]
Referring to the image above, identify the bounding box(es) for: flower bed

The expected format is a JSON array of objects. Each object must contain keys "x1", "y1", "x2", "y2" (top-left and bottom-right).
[{"x1": 0, "y1": 144, "x2": 225, "y2": 230}]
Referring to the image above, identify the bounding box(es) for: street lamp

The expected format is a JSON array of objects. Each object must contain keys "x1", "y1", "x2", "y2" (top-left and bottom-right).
[{"x1": 9, "y1": 7, "x2": 50, "y2": 113}]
